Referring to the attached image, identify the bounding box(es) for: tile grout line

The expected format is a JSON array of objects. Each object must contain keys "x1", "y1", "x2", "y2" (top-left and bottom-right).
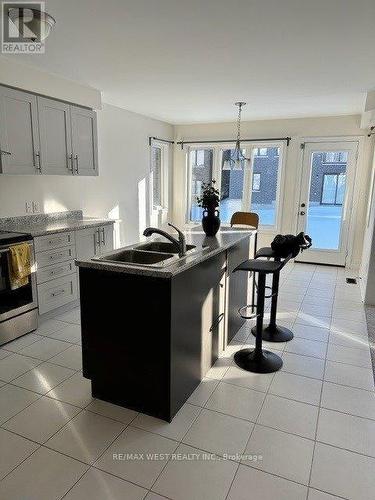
[
  {"x1": 224, "y1": 334, "x2": 280, "y2": 500},
  {"x1": 305, "y1": 265, "x2": 334, "y2": 499}
]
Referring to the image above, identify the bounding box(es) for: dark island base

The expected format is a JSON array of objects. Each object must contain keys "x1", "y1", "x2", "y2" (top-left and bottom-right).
[{"x1": 79, "y1": 235, "x2": 252, "y2": 421}]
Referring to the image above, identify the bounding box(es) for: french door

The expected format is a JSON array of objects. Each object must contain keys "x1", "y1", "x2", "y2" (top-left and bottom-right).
[{"x1": 296, "y1": 141, "x2": 358, "y2": 266}]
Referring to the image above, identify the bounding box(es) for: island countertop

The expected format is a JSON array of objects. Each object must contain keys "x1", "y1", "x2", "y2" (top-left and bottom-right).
[{"x1": 75, "y1": 226, "x2": 255, "y2": 278}]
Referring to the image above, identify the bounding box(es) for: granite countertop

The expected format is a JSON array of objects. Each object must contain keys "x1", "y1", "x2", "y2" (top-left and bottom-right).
[
  {"x1": 76, "y1": 226, "x2": 255, "y2": 278},
  {"x1": 0, "y1": 213, "x2": 115, "y2": 237}
]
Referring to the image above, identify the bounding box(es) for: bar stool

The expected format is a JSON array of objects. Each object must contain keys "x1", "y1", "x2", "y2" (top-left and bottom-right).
[
  {"x1": 252, "y1": 247, "x2": 294, "y2": 343},
  {"x1": 230, "y1": 211, "x2": 260, "y2": 316},
  {"x1": 230, "y1": 211, "x2": 259, "y2": 258},
  {"x1": 233, "y1": 258, "x2": 285, "y2": 373}
]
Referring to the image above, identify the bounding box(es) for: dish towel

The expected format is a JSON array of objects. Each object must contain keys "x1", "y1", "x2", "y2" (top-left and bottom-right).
[{"x1": 8, "y1": 243, "x2": 31, "y2": 290}]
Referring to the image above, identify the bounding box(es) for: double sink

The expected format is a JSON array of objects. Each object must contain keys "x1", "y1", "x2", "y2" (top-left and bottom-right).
[{"x1": 93, "y1": 241, "x2": 202, "y2": 268}]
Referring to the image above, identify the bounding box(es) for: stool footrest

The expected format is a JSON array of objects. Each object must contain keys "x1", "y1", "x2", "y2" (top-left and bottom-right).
[{"x1": 238, "y1": 304, "x2": 258, "y2": 320}]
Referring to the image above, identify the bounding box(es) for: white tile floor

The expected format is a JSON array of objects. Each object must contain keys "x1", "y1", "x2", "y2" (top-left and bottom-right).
[{"x1": 0, "y1": 262, "x2": 374, "y2": 499}]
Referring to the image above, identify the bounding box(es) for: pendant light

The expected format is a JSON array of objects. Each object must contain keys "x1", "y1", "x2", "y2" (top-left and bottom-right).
[{"x1": 224, "y1": 102, "x2": 251, "y2": 171}]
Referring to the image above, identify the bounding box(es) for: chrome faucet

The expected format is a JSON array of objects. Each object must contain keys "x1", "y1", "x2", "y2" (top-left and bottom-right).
[{"x1": 143, "y1": 223, "x2": 187, "y2": 258}]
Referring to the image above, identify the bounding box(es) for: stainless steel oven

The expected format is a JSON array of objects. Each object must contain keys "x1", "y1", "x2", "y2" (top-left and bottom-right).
[{"x1": 0, "y1": 232, "x2": 38, "y2": 346}]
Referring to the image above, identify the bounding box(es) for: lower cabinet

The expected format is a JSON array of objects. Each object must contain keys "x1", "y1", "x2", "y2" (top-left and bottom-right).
[
  {"x1": 35, "y1": 223, "x2": 114, "y2": 315},
  {"x1": 75, "y1": 225, "x2": 114, "y2": 260},
  {"x1": 38, "y1": 274, "x2": 78, "y2": 314}
]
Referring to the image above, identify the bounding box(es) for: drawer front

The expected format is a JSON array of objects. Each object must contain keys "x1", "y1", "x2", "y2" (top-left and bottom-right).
[
  {"x1": 36, "y1": 245, "x2": 76, "y2": 269},
  {"x1": 34, "y1": 231, "x2": 75, "y2": 252},
  {"x1": 37, "y1": 273, "x2": 78, "y2": 314},
  {"x1": 37, "y1": 260, "x2": 76, "y2": 284}
]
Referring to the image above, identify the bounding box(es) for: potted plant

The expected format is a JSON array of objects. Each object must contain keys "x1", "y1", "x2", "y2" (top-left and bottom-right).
[{"x1": 197, "y1": 180, "x2": 221, "y2": 236}]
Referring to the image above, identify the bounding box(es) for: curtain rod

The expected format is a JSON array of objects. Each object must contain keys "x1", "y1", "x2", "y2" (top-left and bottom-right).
[
  {"x1": 176, "y1": 137, "x2": 291, "y2": 148},
  {"x1": 148, "y1": 136, "x2": 175, "y2": 146}
]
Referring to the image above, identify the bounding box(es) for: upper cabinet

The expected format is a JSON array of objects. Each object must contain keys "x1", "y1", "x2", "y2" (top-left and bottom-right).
[
  {"x1": 38, "y1": 97, "x2": 72, "y2": 175},
  {"x1": 0, "y1": 85, "x2": 98, "y2": 176},
  {"x1": 0, "y1": 87, "x2": 40, "y2": 175},
  {"x1": 70, "y1": 106, "x2": 98, "y2": 175}
]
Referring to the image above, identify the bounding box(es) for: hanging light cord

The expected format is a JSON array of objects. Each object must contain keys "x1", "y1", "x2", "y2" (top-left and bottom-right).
[{"x1": 236, "y1": 102, "x2": 243, "y2": 147}]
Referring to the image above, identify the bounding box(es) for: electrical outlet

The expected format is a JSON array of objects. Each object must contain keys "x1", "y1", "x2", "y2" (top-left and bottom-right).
[
  {"x1": 32, "y1": 201, "x2": 40, "y2": 213},
  {"x1": 25, "y1": 201, "x2": 32, "y2": 214}
]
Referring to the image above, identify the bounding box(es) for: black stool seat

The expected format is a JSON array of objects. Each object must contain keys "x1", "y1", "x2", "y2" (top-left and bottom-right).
[
  {"x1": 255, "y1": 247, "x2": 277, "y2": 259},
  {"x1": 234, "y1": 258, "x2": 283, "y2": 274}
]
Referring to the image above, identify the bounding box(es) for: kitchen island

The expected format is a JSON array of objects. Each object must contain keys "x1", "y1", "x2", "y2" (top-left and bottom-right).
[{"x1": 76, "y1": 227, "x2": 255, "y2": 421}]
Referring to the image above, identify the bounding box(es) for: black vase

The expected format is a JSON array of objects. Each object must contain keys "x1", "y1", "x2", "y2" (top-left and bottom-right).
[{"x1": 202, "y1": 208, "x2": 221, "y2": 237}]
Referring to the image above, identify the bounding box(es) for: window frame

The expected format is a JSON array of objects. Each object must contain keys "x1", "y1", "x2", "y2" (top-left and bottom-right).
[
  {"x1": 185, "y1": 141, "x2": 286, "y2": 232},
  {"x1": 150, "y1": 139, "x2": 169, "y2": 211}
]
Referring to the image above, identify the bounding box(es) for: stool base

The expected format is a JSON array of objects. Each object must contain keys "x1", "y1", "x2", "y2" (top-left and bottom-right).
[
  {"x1": 234, "y1": 348, "x2": 283, "y2": 374},
  {"x1": 251, "y1": 324, "x2": 294, "y2": 342}
]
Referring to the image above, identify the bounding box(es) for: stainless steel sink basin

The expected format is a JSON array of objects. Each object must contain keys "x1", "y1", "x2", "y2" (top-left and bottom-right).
[
  {"x1": 135, "y1": 242, "x2": 196, "y2": 254},
  {"x1": 94, "y1": 249, "x2": 176, "y2": 267}
]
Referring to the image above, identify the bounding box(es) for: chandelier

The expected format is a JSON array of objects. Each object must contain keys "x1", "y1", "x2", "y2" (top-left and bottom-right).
[{"x1": 223, "y1": 102, "x2": 251, "y2": 171}]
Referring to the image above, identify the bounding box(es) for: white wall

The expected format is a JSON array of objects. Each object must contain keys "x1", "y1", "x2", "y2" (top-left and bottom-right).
[
  {"x1": 0, "y1": 103, "x2": 173, "y2": 246},
  {"x1": 0, "y1": 56, "x2": 102, "y2": 109},
  {"x1": 173, "y1": 115, "x2": 374, "y2": 268},
  {"x1": 359, "y1": 146, "x2": 375, "y2": 304}
]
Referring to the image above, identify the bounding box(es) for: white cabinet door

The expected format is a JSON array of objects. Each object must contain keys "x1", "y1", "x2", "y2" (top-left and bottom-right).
[
  {"x1": 71, "y1": 106, "x2": 98, "y2": 176},
  {"x1": 38, "y1": 97, "x2": 73, "y2": 175},
  {"x1": 97, "y1": 225, "x2": 114, "y2": 255},
  {"x1": 0, "y1": 86, "x2": 40, "y2": 174},
  {"x1": 75, "y1": 226, "x2": 114, "y2": 260},
  {"x1": 75, "y1": 227, "x2": 100, "y2": 260}
]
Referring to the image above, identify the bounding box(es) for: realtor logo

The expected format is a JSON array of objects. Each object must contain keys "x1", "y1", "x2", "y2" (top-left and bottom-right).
[{"x1": 2, "y1": 2, "x2": 47, "y2": 53}]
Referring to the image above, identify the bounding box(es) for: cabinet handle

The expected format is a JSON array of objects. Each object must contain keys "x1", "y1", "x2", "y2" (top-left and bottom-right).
[
  {"x1": 0, "y1": 150, "x2": 11, "y2": 155},
  {"x1": 209, "y1": 313, "x2": 225, "y2": 332},
  {"x1": 101, "y1": 228, "x2": 105, "y2": 245},
  {"x1": 67, "y1": 153, "x2": 73, "y2": 173},
  {"x1": 50, "y1": 252, "x2": 64, "y2": 260},
  {"x1": 74, "y1": 154, "x2": 79, "y2": 174},
  {"x1": 51, "y1": 289, "x2": 66, "y2": 297},
  {"x1": 34, "y1": 151, "x2": 41, "y2": 173},
  {"x1": 96, "y1": 229, "x2": 101, "y2": 246},
  {"x1": 50, "y1": 266, "x2": 64, "y2": 276}
]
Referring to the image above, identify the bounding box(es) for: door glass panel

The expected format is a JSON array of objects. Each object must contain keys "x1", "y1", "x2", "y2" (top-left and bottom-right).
[
  {"x1": 250, "y1": 146, "x2": 280, "y2": 226},
  {"x1": 321, "y1": 174, "x2": 337, "y2": 204},
  {"x1": 336, "y1": 174, "x2": 346, "y2": 204},
  {"x1": 189, "y1": 149, "x2": 213, "y2": 221},
  {"x1": 306, "y1": 151, "x2": 348, "y2": 250}
]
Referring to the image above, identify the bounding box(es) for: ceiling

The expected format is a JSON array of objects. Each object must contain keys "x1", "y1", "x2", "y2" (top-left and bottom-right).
[{"x1": 9, "y1": 0, "x2": 375, "y2": 124}]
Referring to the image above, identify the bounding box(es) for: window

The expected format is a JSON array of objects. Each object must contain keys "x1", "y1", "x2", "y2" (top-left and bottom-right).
[
  {"x1": 150, "y1": 141, "x2": 168, "y2": 209},
  {"x1": 321, "y1": 173, "x2": 346, "y2": 205},
  {"x1": 252, "y1": 173, "x2": 261, "y2": 191},
  {"x1": 254, "y1": 147, "x2": 268, "y2": 157},
  {"x1": 324, "y1": 152, "x2": 348, "y2": 163},
  {"x1": 189, "y1": 148, "x2": 213, "y2": 221},
  {"x1": 187, "y1": 143, "x2": 284, "y2": 229}
]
